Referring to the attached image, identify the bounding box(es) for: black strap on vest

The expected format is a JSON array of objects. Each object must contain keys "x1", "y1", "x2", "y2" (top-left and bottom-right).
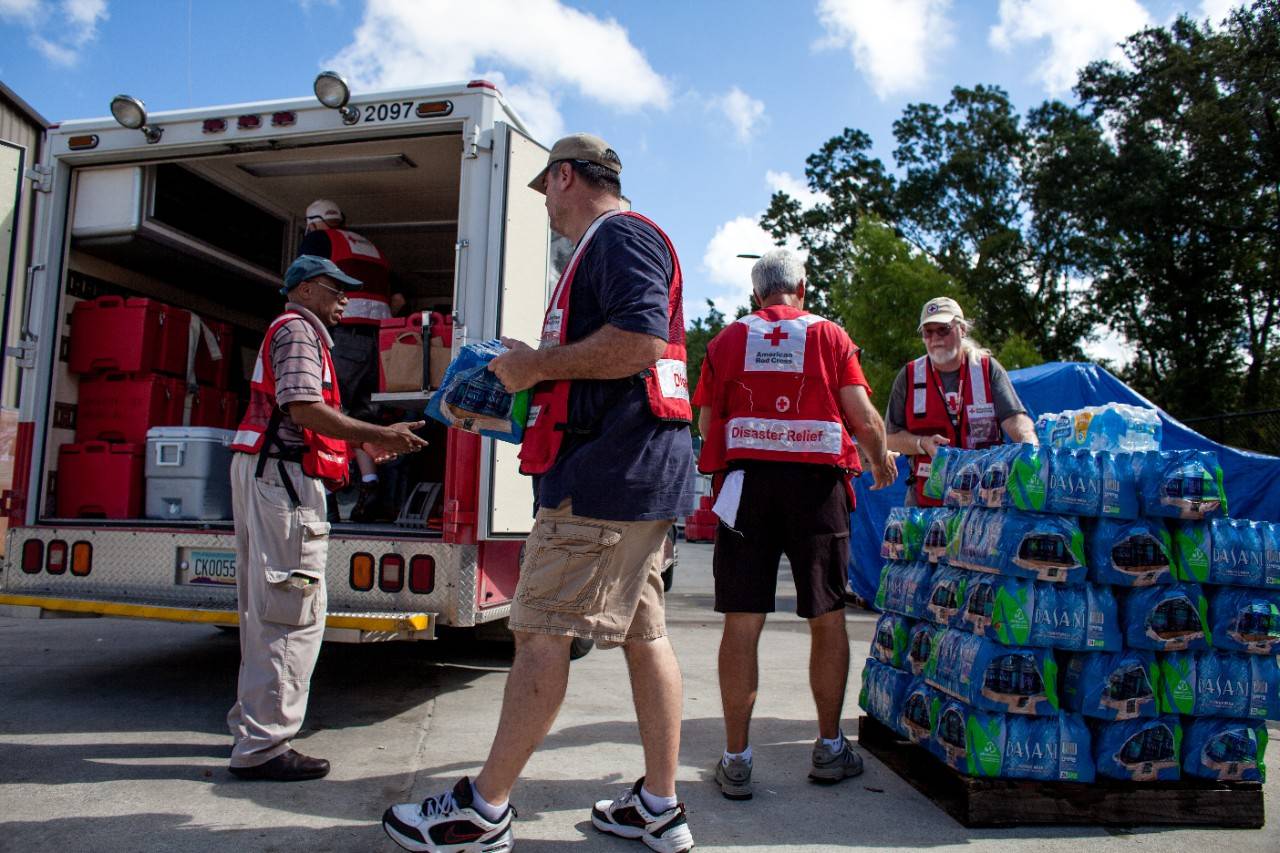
[
  {"x1": 554, "y1": 374, "x2": 643, "y2": 437},
  {"x1": 254, "y1": 408, "x2": 305, "y2": 507}
]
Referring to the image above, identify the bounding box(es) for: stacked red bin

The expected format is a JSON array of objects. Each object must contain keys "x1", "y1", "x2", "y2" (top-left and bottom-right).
[
  {"x1": 59, "y1": 296, "x2": 239, "y2": 518},
  {"x1": 683, "y1": 495, "x2": 719, "y2": 543}
]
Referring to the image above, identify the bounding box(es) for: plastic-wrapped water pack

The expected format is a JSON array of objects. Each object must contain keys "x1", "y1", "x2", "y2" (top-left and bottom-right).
[
  {"x1": 1205, "y1": 518, "x2": 1275, "y2": 588},
  {"x1": 931, "y1": 698, "x2": 1006, "y2": 777},
  {"x1": 871, "y1": 612, "x2": 912, "y2": 669},
  {"x1": 1085, "y1": 517, "x2": 1175, "y2": 587},
  {"x1": 1003, "y1": 713, "x2": 1096, "y2": 782},
  {"x1": 874, "y1": 561, "x2": 933, "y2": 619},
  {"x1": 928, "y1": 628, "x2": 1059, "y2": 716},
  {"x1": 1137, "y1": 450, "x2": 1227, "y2": 521},
  {"x1": 907, "y1": 621, "x2": 944, "y2": 678},
  {"x1": 1028, "y1": 582, "x2": 1120, "y2": 652},
  {"x1": 924, "y1": 566, "x2": 970, "y2": 627},
  {"x1": 1120, "y1": 584, "x2": 1211, "y2": 652},
  {"x1": 1158, "y1": 650, "x2": 1252, "y2": 718},
  {"x1": 425, "y1": 339, "x2": 530, "y2": 442},
  {"x1": 1209, "y1": 587, "x2": 1280, "y2": 655},
  {"x1": 956, "y1": 573, "x2": 1034, "y2": 646},
  {"x1": 900, "y1": 677, "x2": 944, "y2": 745},
  {"x1": 949, "y1": 508, "x2": 1088, "y2": 583},
  {"x1": 858, "y1": 658, "x2": 912, "y2": 738},
  {"x1": 881, "y1": 506, "x2": 926, "y2": 562},
  {"x1": 1036, "y1": 404, "x2": 1162, "y2": 453},
  {"x1": 1062, "y1": 649, "x2": 1159, "y2": 721},
  {"x1": 1093, "y1": 716, "x2": 1183, "y2": 781},
  {"x1": 1182, "y1": 718, "x2": 1268, "y2": 782}
]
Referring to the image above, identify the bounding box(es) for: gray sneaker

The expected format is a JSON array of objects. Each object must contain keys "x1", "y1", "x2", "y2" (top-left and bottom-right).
[
  {"x1": 714, "y1": 755, "x2": 753, "y2": 801},
  {"x1": 809, "y1": 735, "x2": 864, "y2": 785}
]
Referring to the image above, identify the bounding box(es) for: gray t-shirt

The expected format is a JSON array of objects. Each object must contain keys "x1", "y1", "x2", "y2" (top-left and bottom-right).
[{"x1": 885, "y1": 355, "x2": 1025, "y2": 434}]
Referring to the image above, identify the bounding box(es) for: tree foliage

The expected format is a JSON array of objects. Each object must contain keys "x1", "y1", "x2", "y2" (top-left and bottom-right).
[{"x1": 684, "y1": 299, "x2": 727, "y2": 437}]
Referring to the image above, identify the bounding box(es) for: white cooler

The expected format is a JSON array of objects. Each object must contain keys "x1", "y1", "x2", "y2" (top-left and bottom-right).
[{"x1": 145, "y1": 427, "x2": 234, "y2": 520}]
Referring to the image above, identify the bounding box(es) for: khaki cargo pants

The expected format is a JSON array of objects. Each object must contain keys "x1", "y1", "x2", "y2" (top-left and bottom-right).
[{"x1": 226, "y1": 452, "x2": 331, "y2": 768}]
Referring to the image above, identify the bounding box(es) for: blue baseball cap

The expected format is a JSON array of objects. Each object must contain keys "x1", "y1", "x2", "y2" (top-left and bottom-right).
[{"x1": 281, "y1": 254, "x2": 362, "y2": 295}]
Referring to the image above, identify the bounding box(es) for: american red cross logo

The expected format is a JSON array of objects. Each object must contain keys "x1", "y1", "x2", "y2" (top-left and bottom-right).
[{"x1": 763, "y1": 325, "x2": 789, "y2": 347}]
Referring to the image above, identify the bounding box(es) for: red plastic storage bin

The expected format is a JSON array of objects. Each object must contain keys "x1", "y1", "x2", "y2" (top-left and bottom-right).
[
  {"x1": 57, "y1": 441, "x2": 145, "y2": 518},
  {"x1": 194, "y1": 319, "x2": 235, "y2": 389},
  {"x1": 428, "y1": 311, "x2": 453, "y2": 347},
  {"x1": 76, "y1": 372, "x2": 185, "y2": 444},
  {"x1": 68, "y1": 296, "x2": 188, "y2": 376},
  {"x1": 190, "y1": 387, "x2": 241, "y2": 430}
]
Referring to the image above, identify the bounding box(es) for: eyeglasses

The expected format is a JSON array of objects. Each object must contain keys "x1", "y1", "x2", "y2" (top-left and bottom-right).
[
  {"x1": 309, "y1": 278, "x2": 347, "y2": 298},
  {"x1": 921, "y1": 324, "x2": 955, "y2": 339}
]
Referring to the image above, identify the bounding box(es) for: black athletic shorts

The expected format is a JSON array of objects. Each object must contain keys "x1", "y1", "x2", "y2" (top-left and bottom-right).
[
  {"x1": 712, "y1": 461, "x2": 851, "y2": 619},
  {"x1": 331, "y1": 324, "x2": 381, "y2": 420}
]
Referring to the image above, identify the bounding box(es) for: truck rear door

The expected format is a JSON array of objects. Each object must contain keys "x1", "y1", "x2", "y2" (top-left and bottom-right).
[{"x1": 479, "y1": 123, "x2": 551, "y2": 538}]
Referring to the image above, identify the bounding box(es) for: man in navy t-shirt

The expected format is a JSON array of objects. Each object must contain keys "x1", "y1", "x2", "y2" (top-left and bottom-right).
[{"x1": 382, "y1": 134, "x2": 696, "y2": 853}]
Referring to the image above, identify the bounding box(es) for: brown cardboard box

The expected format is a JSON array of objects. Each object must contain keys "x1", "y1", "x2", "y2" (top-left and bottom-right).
[{"x1": 428, "y1": 336, "x2": 451, "y2": 389}]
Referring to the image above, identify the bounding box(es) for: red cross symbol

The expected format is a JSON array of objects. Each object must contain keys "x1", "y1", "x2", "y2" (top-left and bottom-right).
[{"x1": 763, "y1": 325, "x2": 789, "y2": 347}]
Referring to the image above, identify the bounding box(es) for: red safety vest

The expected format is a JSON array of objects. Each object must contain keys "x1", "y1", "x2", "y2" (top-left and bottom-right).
[
  {"x1": 518, "y1": 211, "x2": 692, "y2": 476},
  {"x1": 903, "y1": 353, "x2": 999, "y2": 506},
  {"x1": 231, "y1": 312, "x2": 350, "y2": 489},
  {"x1": 326, "y1": 229, "x2": 391, "y2": 325},
  {"x1": 697, "y1": 307, "x2": 861, "y2": 476}
]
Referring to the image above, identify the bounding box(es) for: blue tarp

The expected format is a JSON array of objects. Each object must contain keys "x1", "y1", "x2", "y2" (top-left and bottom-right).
[{"x1": 848, "y1": 361, "x2": 1280, "y2": 603}]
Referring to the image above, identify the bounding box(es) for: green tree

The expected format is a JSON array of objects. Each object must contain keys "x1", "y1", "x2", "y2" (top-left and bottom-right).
[
  {"x1": 684, "y1": 299, "x2": 727, "y2": 437},
  {"x1": 1067, "y1": 0, "x2": 1280, "y2": 416},
  {"x1": 828, "y1": 218, "x2": 968, "y2": 398}
]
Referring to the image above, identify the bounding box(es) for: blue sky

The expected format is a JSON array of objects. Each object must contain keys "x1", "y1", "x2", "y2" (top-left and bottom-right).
[{"x1": 0, "y1": 0, "x2": 1244, "y2": 341}]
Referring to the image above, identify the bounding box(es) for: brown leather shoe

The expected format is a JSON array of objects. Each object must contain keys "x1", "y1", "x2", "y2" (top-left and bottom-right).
[{"x1": 229, "y1": 749, "x2": 330, "y2": 782}]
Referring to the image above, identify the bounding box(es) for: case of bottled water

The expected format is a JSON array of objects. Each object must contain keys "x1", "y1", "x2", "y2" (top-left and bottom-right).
[
  {"x1": 1093, "y1": 716, "x2": 1183, "y2": 781},
  {"x1": 1061, "y1": 649, "x2": 1159, "y2": 721},
  {"x1": 1182, "y1": 718, "x2": 1267, "y2": 782},
  {"x1": 1120, "y1": 584, "x2": 1211, "y2": 652}
]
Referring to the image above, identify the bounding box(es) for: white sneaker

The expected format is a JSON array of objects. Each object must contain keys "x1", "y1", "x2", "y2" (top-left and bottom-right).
[
  {"x1": 591, "y1": 777, "x2": 694, "y2": 853},
  {"x1": 382, "y1": 777, "x2": 515, "y2": 852},
  {"x1": 809, "y1": 735, "x2": 865, "y2": 784}
]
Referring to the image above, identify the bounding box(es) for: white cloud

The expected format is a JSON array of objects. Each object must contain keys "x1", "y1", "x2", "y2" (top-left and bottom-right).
[
  {"x1": 3, "y1": 0, "x2": 106, "y2": 66},
  {"x1": 326, "y1": 0, "x2": 670, "y2": 142},
  {"x1": 713, "y1": 87, "x2": 766, "y2": 144},
  {"x1": 1198, "y1": 0, "x2": 1241, "y2": 24},
  {"x1": 990, "y1": 0, "x2": 1152, "y2": 94},
  {"x1": 766, "y1": 170, "x2": 827, "y2": 210},
  {"x1": 702, "y1": 211, "x2": 807, "y2": 314},
  {"x1": 815, "y1": 0, "x2": 953, "y2": 99},
  {"x1": 1083, "y1": 326, "x2": 1136, "y2": 368}
]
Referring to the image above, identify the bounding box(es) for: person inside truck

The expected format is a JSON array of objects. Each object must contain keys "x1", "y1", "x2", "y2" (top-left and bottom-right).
[
  {"x1": 299, "y1": 199, "x2": 404, "y2": 523},
  {"x1": 226, "y1": 254, "x2": 427, "y2": 783},
  {"x1": 381, "y1": 134, "x2": 696, "y2": 853}
]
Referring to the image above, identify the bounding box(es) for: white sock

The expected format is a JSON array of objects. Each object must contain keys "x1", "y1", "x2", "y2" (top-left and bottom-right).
[
  {"x1": 722, "y1": 745, "x2": 752, "y2": 765},
  {"x1": 362, "y1": 473, "x2": 378, "y2": 484},
  {"x1": 469, "y1": 781, "x2": 507, "y2": 822},
  {"x1": 639, "y1": 786, "x2": 678, "y2": 815},
  {"x1": 821, "y1": 730, "x2": 846, "y2": 752}
]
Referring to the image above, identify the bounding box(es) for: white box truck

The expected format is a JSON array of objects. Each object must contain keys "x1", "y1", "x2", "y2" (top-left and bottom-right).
[{"x1": 0, "y1": 75, "x2": 672, "y2": 642}]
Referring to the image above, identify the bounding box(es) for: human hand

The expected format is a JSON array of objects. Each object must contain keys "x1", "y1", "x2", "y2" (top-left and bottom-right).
[
  {"x1": 488, "y1": 337, "x2": 542, "y2": 392},
  {"x1": 869, "y1": 451, "x2": 899, "y2": 490},
  {"x1": 919, "y1": 434, "x2": 950, "y2": 458},
  {"x1": 369, "y1": 421, "x2": 429, "y2": 456}
]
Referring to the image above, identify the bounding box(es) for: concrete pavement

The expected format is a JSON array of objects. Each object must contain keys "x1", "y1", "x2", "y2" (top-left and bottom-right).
[{"x1": 0, "y1": 541, "x2": 1275, "y2": 851}]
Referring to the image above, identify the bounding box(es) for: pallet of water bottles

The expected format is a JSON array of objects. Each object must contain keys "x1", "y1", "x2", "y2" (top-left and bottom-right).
[{"x1": 858, "y1": 407, "x2": 1274, "y2": 827}]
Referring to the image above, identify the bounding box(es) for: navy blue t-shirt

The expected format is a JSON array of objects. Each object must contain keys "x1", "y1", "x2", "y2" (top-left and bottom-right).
[{"x1": 536, "y1": 215, "x2": 695, "y2": 522}]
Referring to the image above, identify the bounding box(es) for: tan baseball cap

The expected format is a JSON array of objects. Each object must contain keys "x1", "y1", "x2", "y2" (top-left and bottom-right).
[
  {"x1": 919, "y1": 296, "x2": 965, "y2": 330},
  {"x1": 528, "y1": 133, "x2": 622, "y2": 192}
]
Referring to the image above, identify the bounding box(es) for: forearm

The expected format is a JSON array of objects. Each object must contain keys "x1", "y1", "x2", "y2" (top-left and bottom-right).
[
  {"x1": 287, "y1": 401, "x2": 391, "y2": 444},
  {"x1": 885, "y1": 430, "x2": 923, "y2": 456},
  {"x1": 1003, "y1": 412, "x2": 1037, "y2": 444},
  {"x1": 839, "y1": 386, "x2": 888, "y2": 463},
  {"x1": 536, "y1": 324, "x2": 665, "y2": 382}
]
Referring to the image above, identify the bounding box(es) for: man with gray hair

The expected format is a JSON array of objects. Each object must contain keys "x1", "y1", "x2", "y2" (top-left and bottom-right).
[
  {"x1": 884, "y1": 296, "x2": 1036, "y2": 506},
  {"x1": 693, "y1": 248, "x2": 896, "y2": 801}
]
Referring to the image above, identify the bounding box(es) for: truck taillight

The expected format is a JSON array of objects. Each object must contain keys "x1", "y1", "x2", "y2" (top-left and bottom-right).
[
  {"x1": 416, "y1": 101, "x2": 453, "y2": 117},
  {"x1": 410, "y1": 556, "x2": 435, "y2": 594},
  {"x1": 21, "y1": 539, "x2": 43, "y2": 574},
  {"x1": 379, "y1": 554, "x2": 405, "y2": 593},
  {"x1": 46, "y1": 540, "x2": 68, "y2": 574},
  {"x1": 202, "y1": 119, "x2": 227, "y2": 133},
  {"x1": 467, "y1": 79, "x2": 500, "y2": 93},
  {"x1": 237, "y1": 114, "x2": 262, "y2": 130},
  {"x1": 271, "y1": 111, "x2": 296, "y2": 127},
  {"x1": 351, "y1": 553, "x2": 374, "y2": 591},
  {"x1": 71, "y1": 542, "x2": 93, "y2": 576},
  {"x1": 68, "y1": 134, "x2": 99, "y2": 150}
]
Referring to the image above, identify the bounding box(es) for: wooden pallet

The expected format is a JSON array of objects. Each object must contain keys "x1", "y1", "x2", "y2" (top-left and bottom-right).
[{"x1": 857, "y1": 715, "x2": 1265, "y2": 828}]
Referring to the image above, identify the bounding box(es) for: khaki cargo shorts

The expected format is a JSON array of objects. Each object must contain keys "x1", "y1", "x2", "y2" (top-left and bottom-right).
[{"x1": 509, "y1": 499, "x2": 673, "y2": 649}]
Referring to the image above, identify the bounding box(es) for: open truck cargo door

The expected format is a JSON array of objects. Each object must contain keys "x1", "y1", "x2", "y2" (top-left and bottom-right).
[{"x1": 479, "y1": 123, "x2": 551, "y2": 538}]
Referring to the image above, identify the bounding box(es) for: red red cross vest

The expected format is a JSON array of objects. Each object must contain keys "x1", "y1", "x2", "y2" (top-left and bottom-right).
[
  {"x1": 231, "y1": 312, "x2": 350, "y2": 489},
  {"x1": 697, "y1": 307, "x2": 861, "y2": 477},
  {"x1": 903, "y1": 353, "x2": 999, "y2": 506},
  {"x1": 326, "y1": 228, "x2": 391, "y2": 325},
  {"x1": 518, "y1": 210, "x2": 692, "y2": 476}
]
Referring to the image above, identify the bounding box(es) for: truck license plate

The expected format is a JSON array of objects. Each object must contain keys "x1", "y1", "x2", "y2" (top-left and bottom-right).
[{"x1": 178, "y1": 548, "x2": 237, "y2": 587}]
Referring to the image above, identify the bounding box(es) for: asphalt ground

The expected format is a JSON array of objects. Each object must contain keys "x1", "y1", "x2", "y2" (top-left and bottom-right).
[{"x1": 0, "y1": 541, "x2": 1275, "y2": 851}]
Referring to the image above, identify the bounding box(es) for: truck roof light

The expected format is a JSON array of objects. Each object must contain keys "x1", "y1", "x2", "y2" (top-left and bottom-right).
[
  {"x1": 467, "y1": 79, "x2": 500, "y2": 93},
  {"x1": 379, "y1": 554, "x2": 405, "y2": 593},
  {"x1": 409, "y1": 555, "x2": 435, "y2": 594},
  {"x1": 202, "y1": 119, "x2": 227, "y2": 134},
  {"x1": 46, "y1": 540, "x2": 68, "y2": 575},
  {"x1": 314, "y1": 70, "x2": 359, "y2": 125},
  {"x1": 21, "y1": 539, "x2": 43, "y2": 574},
  {"x1": 350, "y1": 553, "x2": 374, "y2": 591},
  {"x1": 71, "y1": 542, "x2": 93, "y2": 576},
  {"x1": 271, "y1": 111, "x2": 296, "y2": 127},
  {"x1": 237, "y1": 114, "x2": 262, "y2": 130},
  {"x1": 416, "y1": 101, "x2": 453, "y2": 118},
  {"x1": 110, "y1": 94, "x2": 163, "y2": 144},
  {"x1": 67, "y1": 134, "x2": 99, "y2": 150}
]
